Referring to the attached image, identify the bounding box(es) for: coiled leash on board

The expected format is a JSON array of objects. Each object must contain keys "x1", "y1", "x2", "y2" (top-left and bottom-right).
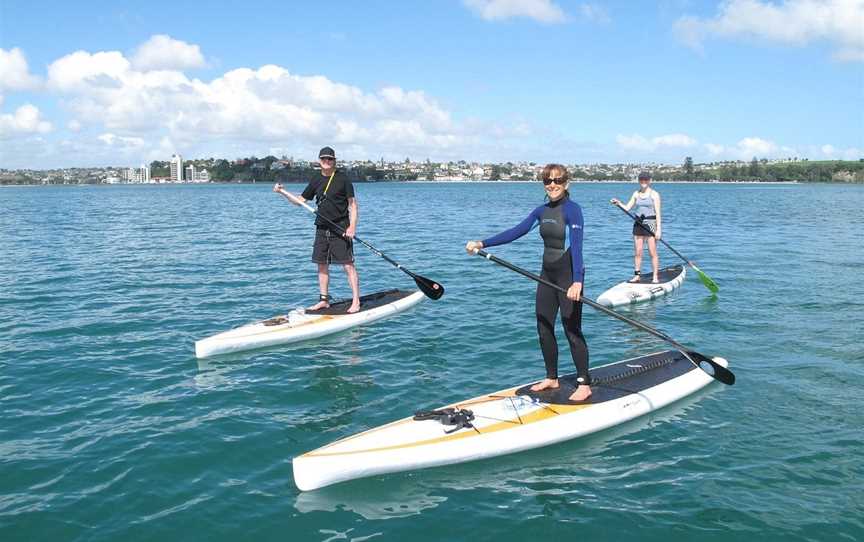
[{"x1": 413, "y1": 407, "x2": 476, "y2": 434}]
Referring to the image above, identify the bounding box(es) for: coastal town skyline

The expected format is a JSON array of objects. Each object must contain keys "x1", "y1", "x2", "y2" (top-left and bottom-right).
[{"x1": 4, "y1": 152, "x2": 859, "y2": 185}]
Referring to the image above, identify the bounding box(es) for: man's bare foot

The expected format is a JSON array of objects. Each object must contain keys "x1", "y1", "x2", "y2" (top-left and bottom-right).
[
  {"x1": 306, "y1": 299, "x2": 330, "y2": 311},
  {"x1": 530, "y1": 378, "x2": 559, "y2": 392},
  {"x1": 569, "y1": 385, "x2": 592, "y2": 402},
  {"x1": 346, "y1": 301, "x2": 360, "y2": 314},
  {"x1": 651, "y1": 275, "x2": 659, "y2": 283}
]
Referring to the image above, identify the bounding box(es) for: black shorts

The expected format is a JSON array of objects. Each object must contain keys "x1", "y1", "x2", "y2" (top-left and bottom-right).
[
  {"x1": 312, "y1": 228, "x2": 354, "y2": 265},
  {"x1": 633, "y1": 219, "x2": 656, "y2": 237}
]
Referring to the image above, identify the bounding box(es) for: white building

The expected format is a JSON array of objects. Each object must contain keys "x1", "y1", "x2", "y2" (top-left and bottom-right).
[
  {"x1": 185, "y1": 164, "x2": 210, "y2": 183},
  {"x1": 126, "y1": 164, "x2": 151, "y2": 183},
  {"x1": 170, "y1": 154, "x2": 183, "y2": 182}
]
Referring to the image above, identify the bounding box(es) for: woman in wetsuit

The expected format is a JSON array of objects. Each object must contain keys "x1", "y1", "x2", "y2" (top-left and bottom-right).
[
  {"x1": 465, "y1": 164, "x2": 591, "y2": 402},
  {"x1": 610, "y1": 171, "x2": 662, "y2": 283}
]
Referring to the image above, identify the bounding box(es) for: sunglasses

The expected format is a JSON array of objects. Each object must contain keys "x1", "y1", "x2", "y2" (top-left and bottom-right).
[
  {"x1": 542, "y1": 177, "x2": 566, "y2": 186},
  {"x1": 320, "y1": 157, "x2": 335, "y2": 162}
]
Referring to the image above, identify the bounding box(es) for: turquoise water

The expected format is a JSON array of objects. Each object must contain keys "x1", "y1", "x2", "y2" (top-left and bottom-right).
[{"x1": 1, "y1": 182, "x2": 862, "y2": 541}]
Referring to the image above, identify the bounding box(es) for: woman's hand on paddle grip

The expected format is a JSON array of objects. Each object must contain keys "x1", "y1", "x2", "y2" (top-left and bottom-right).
[
  {"x1": 465, "y1": 240, "x2": 484, "y2": 255},
  {"x1": 567, "y1": 282, "x2": 582, "y2": 301}
]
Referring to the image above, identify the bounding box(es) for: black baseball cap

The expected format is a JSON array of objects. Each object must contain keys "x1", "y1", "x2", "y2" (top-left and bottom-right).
[
  {"x1": 318, "y1": 146, "x2": 336, "y2": 159},
  {"x1": 638, "y1": 171, "x2": 651, "y2": 181}
]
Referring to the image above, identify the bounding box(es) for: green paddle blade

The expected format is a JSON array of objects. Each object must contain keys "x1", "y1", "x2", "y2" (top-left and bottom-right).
[{"x1": 692, "y1": 265, "x2": 719, "y2": 294}]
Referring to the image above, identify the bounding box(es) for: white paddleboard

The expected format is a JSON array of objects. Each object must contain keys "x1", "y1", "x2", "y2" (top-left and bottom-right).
[
  {"x1": 195, "y1": 289, "x2": 425, "y2": 358},
  {"x1": 292, "y1": 349, "x2": 727, "y2": 491},
  {"x1": 597, "y1": 265, "x2": 686, "y2": 307}
]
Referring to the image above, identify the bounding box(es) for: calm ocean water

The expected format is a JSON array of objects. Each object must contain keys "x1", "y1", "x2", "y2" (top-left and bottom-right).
[{"x1": 1, "y1": 181, "x2": 862, "y2": 541}]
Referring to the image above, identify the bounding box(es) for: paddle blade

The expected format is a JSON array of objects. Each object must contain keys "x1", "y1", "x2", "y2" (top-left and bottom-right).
[
  {"x1": 692, "y1": 265, "x2": 720, "y2": 294},
  {"x1": 413, "y1": 274, "x2": 445, "y2": 300},
  {"x1": 686, "y1": 351, "x2": 735, "y2": 385}
]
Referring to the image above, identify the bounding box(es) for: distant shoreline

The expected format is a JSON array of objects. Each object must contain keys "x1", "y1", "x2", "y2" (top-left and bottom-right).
[
  {"x1": 1, "y1": 179, "x2": 820, "y2": 187},
  {"x1": 404, "y1": 179, "x2": 803, "y2": 185}
]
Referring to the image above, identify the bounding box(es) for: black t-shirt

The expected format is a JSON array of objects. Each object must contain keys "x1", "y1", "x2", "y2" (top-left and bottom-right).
[{"x1": 301, "y1": 170, "x2": 355, "y2": 229}]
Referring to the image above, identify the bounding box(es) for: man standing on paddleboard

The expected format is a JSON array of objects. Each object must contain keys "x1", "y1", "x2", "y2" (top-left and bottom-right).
[{"x1": 274, "y1": 146, "x2": 361, "y2": 313}]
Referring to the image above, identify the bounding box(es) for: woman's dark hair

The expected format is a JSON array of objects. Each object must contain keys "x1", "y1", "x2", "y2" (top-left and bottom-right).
[
  {"x1": 539, "y1": 163, "x2": 570, "y2": 199},
  {"x1": 539, "y1": 163, "x2": 569, "y2": 183}
]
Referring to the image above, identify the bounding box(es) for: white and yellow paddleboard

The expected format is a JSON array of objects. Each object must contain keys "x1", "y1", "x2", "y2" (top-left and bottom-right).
[
  {"x1": 195, "y1": 289, "x2": 424, "y2": 359},
  {"x1": 597, "y1": 265, "x2": 686, "y2": 308},
  {"x1": 292, "y1": 349, "x2": 728, "y2": 491}
]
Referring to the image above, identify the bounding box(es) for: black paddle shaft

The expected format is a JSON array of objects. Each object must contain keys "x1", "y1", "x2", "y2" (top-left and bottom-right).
[
  {"x1": 474, "y1": 249, "x2": 734, "y2": 385},
  {"x1": 296, "y1": 200, "x2": 444, "y2": 300}
]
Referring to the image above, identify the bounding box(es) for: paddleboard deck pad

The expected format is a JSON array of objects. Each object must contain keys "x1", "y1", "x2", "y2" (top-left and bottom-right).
[
  {"x1": 597, "y1": 264, "x2": 686, "y2": 307},
  {"x1": 292, "y1": 349, "x2": 728, "y2": 491},
  {"x1": 195, "y1": 289, "x2": 424, "y2": 358}
]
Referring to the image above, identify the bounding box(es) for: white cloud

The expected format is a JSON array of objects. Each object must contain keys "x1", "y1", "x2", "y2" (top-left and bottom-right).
[
  {"x1": 703, "y1": 137, "x2": 793, "y2": 159},
  {"x1": 617, "y1": 132, "x2": 698, "y2": 151},
  {"x1": 0, "y1": 104, "x2": 52, "y2": 137},
  {"x1": 464, "y1": 0, "x2": 567, "y2": 23},
  {"x1": 736, "y1": 136, "x2": 778, "y2": 156},
  {"x1": 819, "y1": 143, "x2": 862, "y2": 159},
  {"x1": 704, "y1": 143, "x2": 726, "y2": 155},
  {"x1": 0, "y1": 47, "x2": 41, "y2": 91},
  {"x1": 131, "y1": 35, "x2": 206, "y2": 71},
  {"x1": 47, "y1": 50, "x2": 131, "y2": 92},
  {"x1": 674, "y1": 0, "x2": 864, "y2": 62},
  {"x1": 616, "y1": 134, "x2": 652, "y2": 151},
  {"x1": 615, "y1": 133, "x2": 818, "y2": 162},
  {"x1": 578, "y1": 3, "x2": 611, "y2": 23},
  {"x1": 702, "y1": 139, "x2": 862, "y2": 160},
  {"x1": 837, "y1": 147, "x2": 862, "y2": 159},
  {"x1": 833, "y1": 47, "x2": 864, "y2": 61},
  {"x1": 97, "y1": 132, "x2": 145, "y2": 148},
  {"x1": 37, "y1": 45, "x2": 535, "y2": 164},
  {"x1": 653, "y1": 133, "x2": 698, "y2": 147},
  {"x1": 68, "y1": 119, "x2": 82, "y2": 132}
]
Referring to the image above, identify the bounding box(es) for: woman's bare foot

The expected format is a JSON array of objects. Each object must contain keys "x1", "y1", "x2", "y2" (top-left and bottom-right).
[
  {"x1": 346, "y1": 301, "x2": 361, "y2": 314},
  {"x1": 530, "y1": 378, "x2": 559, "y2": 392},
  {"x1": 569, "y1": 385, "x2": 592, "y2": 402},
  {"x1": 628, "y1": 274, "x2": 641, "y2": 283},
  {"x1": 651, "y1": 275, "x2": 659, "y2": 284}
]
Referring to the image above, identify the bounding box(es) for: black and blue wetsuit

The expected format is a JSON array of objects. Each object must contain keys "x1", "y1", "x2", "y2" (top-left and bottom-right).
[{"x1": 482, "y1": 196, "x2": 590, "y2": 385}]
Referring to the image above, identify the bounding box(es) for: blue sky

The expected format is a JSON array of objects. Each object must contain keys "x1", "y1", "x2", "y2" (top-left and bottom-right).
[{"x1": 1, "y1": 0, "x2": 862, "y2": 168}]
